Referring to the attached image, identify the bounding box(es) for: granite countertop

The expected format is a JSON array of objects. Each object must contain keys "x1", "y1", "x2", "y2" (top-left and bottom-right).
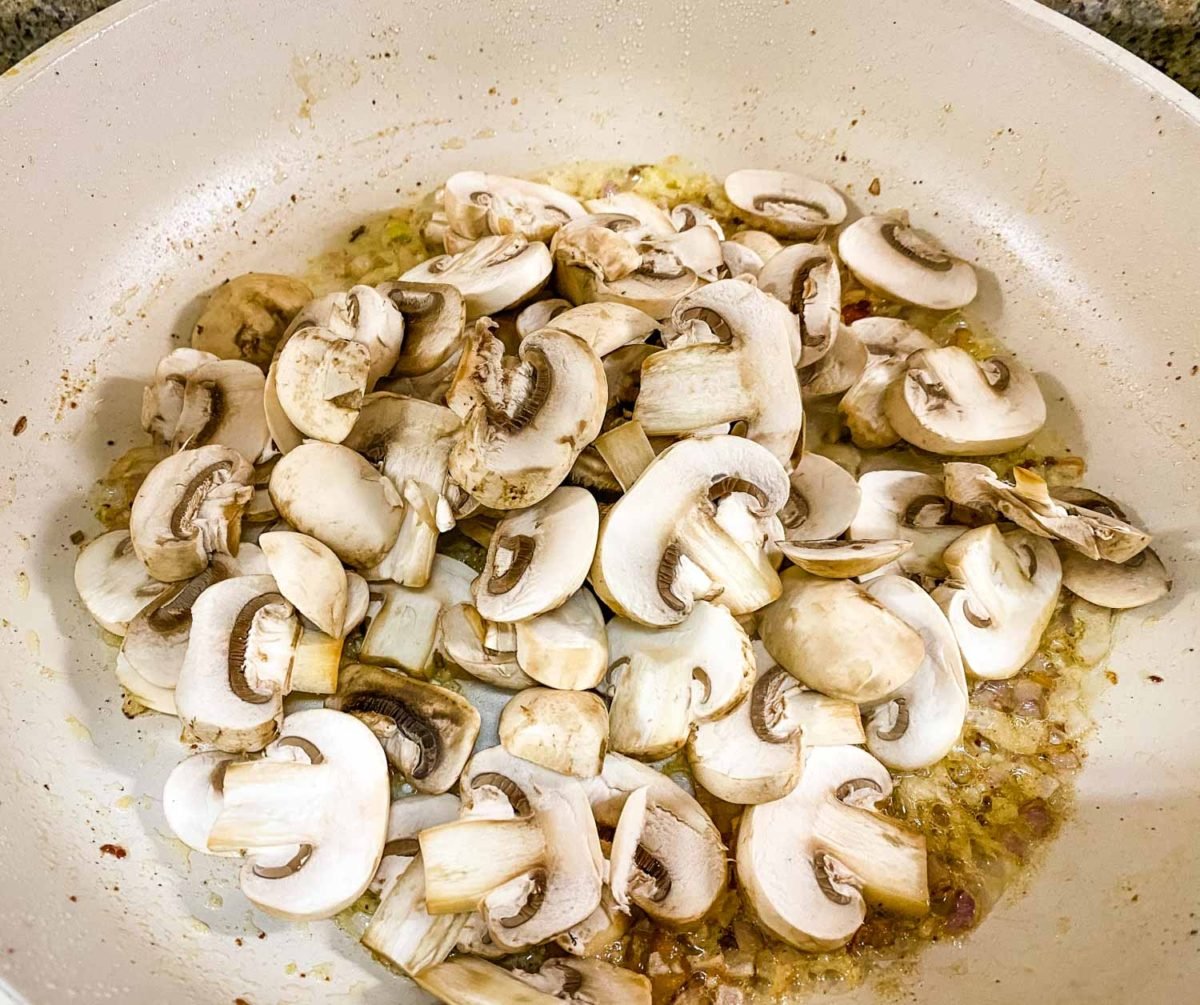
[{"x1": 1, "y1": 0, "x2": 1197, "y2": 91}]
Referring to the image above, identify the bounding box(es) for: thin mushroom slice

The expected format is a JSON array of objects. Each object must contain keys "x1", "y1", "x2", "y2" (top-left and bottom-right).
[
  {"x1": 800, "y1": 324, "x2": 869, "y2": 397},
  {"x1": 259, "y1": 531, "x2": 348, "y2": 638},
  {"x1": 191, "y1": 273, "x2": 313, "y2": 369},
  {"x1": 438, "y1": 603, "x2": 536, "y2": 691},
  {"x1": 635, "y1": 225, "x2": 724, "y2": 282},
  {"x1": 374, "y1": 280, "x2": 466, "y2": 378},
  {"x1": 776, "y1": 538, "x2": 912, "y2": 578},
  {"x1": 361, "y1": 856, "x2": 466, "y2": 976},
  {"x1": 162, "y1": 750, "x2": 243, "y2": 857},
  {"x1": 555, "y1": 885, "x2": 635, "y2": 957},
  {"x1": 513, "y1": 588, "x2": 609, "y2": 691},
  {"x1": 443, "y1": 172, "x2": 585, "y2": 243},
  {"x1": 671, "y1": 202, "x2": 726, "y2": 241},
  {"x1": 758, "y1": 242, "x2": 843, "y2": 366},
  {"x1": 1059, "y1": 546, "x2": 1170, "y2": 609},
  {"x1": 115, "y1": 650, "x2": 178, "y2": 715},
  {"x1": 402, "y1": 234, "x2": 553, "y2": 319},
  {"x1": 141, "y1": 347, "x2": 219, "y2": 444},
  {"x1": 781, "y1": 452, "x2": 862, "y2": 542},
  {"x1": 417, "y1": 956, "x2": 650, "y2": 1005},
  {"x1": 499, "y1": 688, "x2": 609, "y2": 778},
  {"x1": 325, "y1": 662, "x2": 480, "y2": 794},
  {"x1": 850, "y1": 470, "x2": 967, "y2": 578},
  {"x1": 746, "y1": 642, "x2": 866, "y2": 746},
  {"x1": 170, "y1": 358, "x2": 270, "y2": 463},
  {"x1": 273, "y1": 326, "x2": 371, "y2": 443},
  {"x1": 551, "y1": 215, "x2": 645, "y2": 287},
  {"x1": 720, "y1": 239, "x2": 766, "y2": 279},
  {"x1": 285, "y1": 285, "x2": 406, "y2": 390},
  {"x1": 728, "y1": 228, "x2": 783, "y2": 262},
  {"x1": 724, "y1": 169, "x2": 847, "y2": 237},
  {"x1": 838, "y1": 214, "x2": 978, "y2": 310},
  {"x1": 73, "y1": 530, "x2": 166, "y2": 635}
]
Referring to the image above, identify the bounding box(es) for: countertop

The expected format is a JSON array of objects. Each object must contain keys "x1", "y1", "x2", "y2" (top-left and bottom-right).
[{"x1": 1, "y1": 0, "x2": 1198, "y2": 91}]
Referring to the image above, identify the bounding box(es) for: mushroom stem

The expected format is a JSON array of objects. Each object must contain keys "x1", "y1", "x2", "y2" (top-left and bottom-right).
[
  {"x1": 419, "y1": 818, "x2": 547, "y2": 915},
  {"x1": 207, "y1": 761, "x2": 325, "y2": 851},
  {"x1": 785, "y1": 693, "x2": 866, "y2": 746},
  {"x1": 372, "y1": 480, "x2": 441, "y2": 587},
  {"x1": 635, "y1": 350, "x2": 748, "y2": 435},
  {"x1": 594, "y1": 420, "x2": 655, "y2": 491},
  {"x1": 289, "y1": 622, "x2": 342, "y2": 695},
  {"x1": 673, "y1": 505, "x2": 781, "y2": 615},
  {"x1": 361, "y1": 857, "x2": 467, "y2": 975}
]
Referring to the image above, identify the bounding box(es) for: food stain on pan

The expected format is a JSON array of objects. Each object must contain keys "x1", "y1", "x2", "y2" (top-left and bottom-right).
[
  {"x1": 64, "y1": 715, "x2": 93, "y2": 744},
  {"x1": 291, "y1": 54, "x2": 363, "y2": 123},
  {"x1": 55, "y1": 360, "x2": 98, "y2": 421}
]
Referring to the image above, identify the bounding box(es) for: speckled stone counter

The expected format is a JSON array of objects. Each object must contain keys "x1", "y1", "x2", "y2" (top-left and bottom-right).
[{"x1": 1, "y1": 0, "x2": 1198, "y2": 90}]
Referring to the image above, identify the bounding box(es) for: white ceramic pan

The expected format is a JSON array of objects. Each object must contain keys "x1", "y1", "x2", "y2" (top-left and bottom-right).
[{"x1": 0, "y1": 1, "x2": 1197, "y2": 1001}]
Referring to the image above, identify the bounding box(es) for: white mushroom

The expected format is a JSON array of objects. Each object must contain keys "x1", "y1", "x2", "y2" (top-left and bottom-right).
[
  {"x1": 515, "y1": 297, "x2": 572, "y2": 336},
  {"x1": 583, "y1": 192, "x2": 677, "y2": 236},
  {"x1": 286, "y1": 285, "x2": 406, "y2": 390},
  {"x1": 273, "y1": 326, "x2": 371, "y2": 442},
  {"x1": 849, "y1": 470, "x2": 966, "y2": 577},
  {"x1": 724, "y1": 169, "x2": 847, "y2": 237},
  {"x1": 439, "y1": 603, "x2": 536, "y2": 691},
  {"x1": 727, "y1": 228, "x2": 783, "y2": 263},
  {"x1": 736, "y1": 745, "x2": 928, "y2": 951},
  {"x1": 163, "y1": 750, "x2": 242, "y2": 857},
  {"x1": 443, "y1": 172, "x2": 585, "y2": 243},
  {"x1": 838, "y1": 214, "x2": 978, "y2": 310},
  {"x1": 749, "y1": 641, "x2": 866, "y2": 747},
  {"x1": 499, "y1": 688, "x2": 609, "y2": 778},
  {"x1": 140, "y1": 347, "x2": 219, "y2": 444},
  {"x1": 513, "y1": 588, "x2": 609, "y2": 691},
  {"x1": 115, "y1": 650, "x2": 178, "y2": 715},
  {"x1": 934, "y1": 524, "x2": 1062, "y2": 680},
  {"x1": 417, "y1": 956, "x2": 650, "y2": 1005},
  {"x1": 170, "y1": 358, "x2": 271, "y2": 463},
  {"x1": 671, "y1": 202, "x2": 725, "y2": 241},
  {"x1": 555, "y1": 886, "x2": 634, "y2": 957},
  {"x1": 402, "y1": 234, "x2": 553, "y2": 319},
  {"x1": 780, "y1": 452, "x2": 861, "y2": 542},
  {"x1": 884, "y1": 347, "x2": 1046, "y2": 454},
  {"x1": 1060, "y1": 547, "x2": 1170, "y2": 609},
  {"x1": 191, "y1": 273, "x2": 313, "y2": 369},
  {"x1": 206, "y1": 708, "x2": 389, "y2": 920},
  {"x1": 799, "y1": 325, "x2": 868, "y2": 397},
  {"x1": 838, "y1": 317, "x2": 936, "y2": 448},
  {"x1": 259, "y1": 531, "x2": 348, "y2": 637},
  {"x1": 73, "y1": 530, "x2": 165, "y2": 635},
  {"x1": 758, "y1": 242, "x2": 842, "y2": 366},
  {"x1": 776, "y1": 538, "x2": 912, "y2": 578},
  {"x1": 374, "y1": 280, "x2": 465, "y2": 378},
  {"x1": 541, "y1": 301, "x2": 659, "y2": 356}
]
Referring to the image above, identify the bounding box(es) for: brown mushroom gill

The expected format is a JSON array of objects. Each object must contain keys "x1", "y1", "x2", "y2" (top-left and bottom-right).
[
  {"x1": 227, "y1": 592, "x2": 289, "y2": 705},
  {"x1": 677, "y1": 305, "x2": 732, "y2": 343},
  {"x1": 753, "y1": 194, "x2": 827, "y2": 219},
  {"x1": 779, "y1": 489, "x2": 811, "y2": 530},
  {"x1": 340, "y1": 694, "x2": 440, "y2": 780},
  {"x1": 656, "y1": 541, "x2": 687, "y2": 614},
  {"x1": 170, "y1": 460, "x2": 236, "y2": 538},
  {"x1": 495, "y1": 347, "x2": 553, "y2": 433},
  {"x1": 471, "y1": 771, "x2": 533, "y2": 817},
  {"x1": 498, "y1": 867, "x2": 548, "y2": 928},
  {"x1": 707, "y1": 476, "x2": 770, "y2": 511},
  {"x1": 786, "y1": 256, "x2": 825, "y2": 346},
  {"x1": 835, "y1": 778, "x2": 884, "y2": 802},
  {"x1": 276, "y1": 735, "x2": 325, "y2": 764},
  {"x1": 486, "y1": 534, "x2": 537, "y2": 595},
  {"x1": 905, "y1": 495, "x2": 951, "y2": 527},
  {"x1": 252, "y1": 843, "x2": 314, "y2": 880},
  {"x1": 813, "y1": 855, "x2": 853, "y2": 906},
  {"x1": 145, "y1": 563, "x2": 231, "y2": 633},
  {"x1": 187, "y1": 381, "x2": 226, "y2": 447},
  {"x1": 981, "y1": 358, "x2": 1011, "y2": 392},
  {"x1": 633, "y1": 845, "x2": 672, "y2": 903},
  {"x1": 750, "y1": 666, "x2": 800, "y2": 744},
  {"x1": 874, "y1": 697, "x2": 911, "y2": 741},
  {"x1": 381, "y1": 837, "x2": 422, "y2": 859},
  {"x1": 879, "y1": 222, "x2": 953, "y2": 271}
]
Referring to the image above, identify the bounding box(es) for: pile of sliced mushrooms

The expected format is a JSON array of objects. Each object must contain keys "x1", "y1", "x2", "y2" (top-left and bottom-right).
[{"x1": 74, "y1": 166, "x2": 1170, "y2": 1004}]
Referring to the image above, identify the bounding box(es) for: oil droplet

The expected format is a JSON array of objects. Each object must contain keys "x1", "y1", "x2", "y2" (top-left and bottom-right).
[
  {"x1": 64, "y1": 716, "x2": 93, "y2": 743},
  {"x1": 16, "y1": 570, "x2": 29, "y2": 599},
  {"x1": 113, "y1": 795, "x2": 134, "y2": 810},
  {"x1": 24, "y1": 629, "x2": 39, "y2": 658}
]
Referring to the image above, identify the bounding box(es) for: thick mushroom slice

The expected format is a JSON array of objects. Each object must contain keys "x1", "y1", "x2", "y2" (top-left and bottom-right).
[
  {"x1": 542, "y1": 301, "x2": 659, "y2": 357},
  {"x1": 447, "y1": 324, "x2": 606, "y2": 509},
  {"x1": 174, "y1": 574, "x2": 299, "y2": 752},
  {"x1": 604, "y1": 601, "x2": 755, "y2": 759},
  {"x1": 374, "y1": 280, "x2": 465, "y2": 378},
  {"x1": 273, "y1": 326, "x2": 371, "y2": 442},
  {"x1": 634, "y1": 279, "x2": 804, "y2": 466},
  {"x1": 780, "y1": 452, "x2": 862, "y2": 542},
  {"x1": 850, "y1": 470, "x2": 966, "y2": 577},
  {"x1": 943, "y1": 463, "x2": 1152, "y2": 563},
  {"x1": 474, "y1": 487, "x2": 599, "y2": 622},
  {"x1": 724, "y1": 169, "x2": 847, "y2": 238},
  {"x1": 141, "y1": 347, "x2": 219, "y2": 444},
  {"x1": 73, "y1": 530, "x2": 165, "y2": 635},
  {"x1": 1060, "y1": 547, "x2": 1170, "y2": 610},
  {"x1": 268, "y1": 441, "x2": 404, "y2": 568},
  {"x1": 758, "y1": 242, "x2": 842, "y2": 366},
  {"x1": 776, "y1": 538, "x2": 912, "y2": 579},
  {"x1": 884, "y1": 347, "x2": 1046, "y2": 455},
  {"x1": 417, "y1": 956, "x2": 650, "y2": 1005},
  {"x1": 935, "y1": 525, "x2": 1062, "y2": 680},
  {"x1": 591, "y1": 435, "x2": 790, "y2": 626},
  {"x1": 170, "y1": 358, "x2": 271, "y2": 463},
  {"x1": 206, "y1": 708, "x2": 389, "y2": 920},
  {"x1": 130, "y1": 445, "x2": 254, "y2": 582},
  {"x1": 513, "y1": 588, "x2": 609, "y2": 691},
  {"x1": 863, "y1": 576, "x2": 968, "y2": 770},
  {"x1": 499, "y1": 688, "x2": 609, "y2": 778},
  {"x1": 258, "y1": 531, "x2": 348, "y2": 637},
  {"x1": 439, "y1": 603, "x2": 536, "y2": 691},
  {"x1": 746, "y1": 642, "x2": 866, "y2": 747},
  {"x1": 326, "y1": 662, "x2": 480, "y2": 794},
  {"x1": 191, "y1": 272, "x2": 313, "y2": 369},
  {"x1": 402, "y1": 234, "x2": 553, "y2": 319},
  {"x1": 838, "y1": 214, "x2": 978, "y2": 310},
  {"x1": 162, "y1": 750, "x2": 243, "y2": 857},
  {"x1": 443, "y1": 172, "x2": 585, "y2": 243},
  {"x1": 286, "y1": 285, "x2": 406, "y2": 390},
  {"x1": 838, "y1": 317, "x2": 936, "y2": 448},
  {"x1": 582, "y1": 753, "x2": 726, "y2": 928},
  {"x1": 736, "y1": 744, "x2": 929, "y2": 951},
  {"x1": 759, "y1": 569, "x2": 925, "y2": 704}
]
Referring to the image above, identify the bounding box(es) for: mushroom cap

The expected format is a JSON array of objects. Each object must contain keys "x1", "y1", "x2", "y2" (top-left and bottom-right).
[
  {"x1": 1060, "y1": 546, "x2": 1170, "y2": 609},
  {"x1": 191, "y1": 272, "x2": 313, "y2": 369},
  {"x1": 443, "y1": 172, "x2": 585, "y2": 243},
  {"x1": 583, "y1": 192, "x2": 677, "y2": 236},
  {"x1": 439, "y1": 603, "x2": 536, "y2": 691},
  {"x1": 286, "y1": 285, "x2": 406, "y2": 390},
  {"x1": 141, "y1": 347, "x2": 220, "y2": 443},
  {"x1": 268, "y1": 441, "x2": 404, "y2": 568},
  {"x1": 935, "y1": 525, "x2": 1063, "y2": 680},
  {"x1": 837, "y1": 214, "x2": 978, "y2": 310},
  {"x1": 591, "y1": 434, "x2": 790, "y2": 626},
  {"x1": 374, "y1": 280, "x2": 466, "y2": 378},
  {"x1": 838, "y1": 317, "x2": 937, "y2": 448},
  {"x1": 170, "y1": 358, "x2": 270, "y2": 463},
  {"x1": 863, "y1": 575, "x2": 969, "y2": 771},
  {"x1": 758, "y1": 242, "x2": 842, "y2": 366},
  {"x1": 402, "y1": 234, "x2": 553, "y2": 319},
  {"x1": 724, "y1": 169, "x2": 847, "y2": 237},
  {"x1": 515, "y1": 297, "x2": 573, "y2": 336},
  {"x1": 780, "y1": 452, "x2": 861, "y2": 542},
  {"x1": 115, "y1": 650, "x2": 178, "y2": 714},
  {"x1": 634, "y1": 279, "x2": 804, "y2": 466},
  {"x1": 885, "y1": 346, "x2": 1046, "y2": 455},
  {"x1": 273, "y1": 327, "x2": 371, "y2": 442},
  {"x1": 542, "y1": 301, "x2": 660, "y2": 357},
  {"x1": 849, "y1": 469, "x2": 966, "y2": 577},
  {"x1": 728, "y1": 229, "x2": 783, "y2": 262},
  {"x1": 163, "y1": 750, "x2": 243, "y2": 857},
  {"x1": 130, "y1": 445, "x2": 255, "y2": 582},
  {"x1": 720, "y1": 240, "x2": 765, "y2": 279},
  {"x1": 474, "y1": 486, "x2": 599, "y2": 622},
  {"x1": 776, "y1": 538, "x2": 913, "y2": 579},
  {"x1": 498, "y1": 688, "x2": 609, "y2": 778},
  {"x1": 73, "y1": 529, "x2": 166, "y2": 636},
  {"x1": 800, "y1": 325, "x2": 869, "y2": 397},
  {"x1": 259, "y1": 531, "x2": 349, "y2": 637},
  {"x1": 513, "y1": 588, "x2": 609, "y2": 691}
]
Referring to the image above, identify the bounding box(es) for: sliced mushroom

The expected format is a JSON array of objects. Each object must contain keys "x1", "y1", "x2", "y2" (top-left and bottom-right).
[
  {"x1": 863, "y1": 576, "x2": 968, "y2": 770},
  {"x1": 884, "y1": 347, "x2": 1046, "y2": 455},
  {"x1": 141, "y1": 347, "x2": 219, "y2": 444},
  {"x1": 800, "y1": 325, "x2": 868, "y2": 397},
  {"x1": 326, "y1": 662, "x2": 480, "y2": 794},
  {"x1": 129, "y1": 445, "x2": 254, "y2": 582},
  {"x1": 542, "y1": 301, "x2": 660, "y2": 356},
  {"x1": 636, "y1": 226, "x2": 724, "y2": 282},
  {"x1": 758, "y1": 242, "x2": 842, "y2": 366},
  {"x1": 776, "y1": 538, "x2": 912, "y2": 579},
  {"x1": 934, "y1": 525, "x2": 1062, "y2": 680},
  {"x1": 162, "y1": 750, "x2": 242, "y2": 857},
  {"x1": 258, "y1": 531, "x2": 348, "y2": 637},
  {"x1": 443, "y1": 172, "x2": 585, "y2": 243},
  {"x1": 169, "y1": 358, "x2": 270, "y2": 463},
  {"x1": 191, "y1": 273, "x2": 313, "y2": 369},
  {"x1": 73, "y1": 530, "x2": 166, "y2": 635},
  {"x1": 273, "y1": 327, "x2": 371, "y2": 442},
  {"x1": 439, "y1": 603, "x2": 536, "y2": 691},
  {"x1": 447, "y1": 324, "x2": 606, "y2": 509},
  {"x1": 361, "y1": 856, "x2": 466, "y2": 976},
  {"x1": 286, "y1": 285, "x2": 406, "y2": 390},
  {"x1": 780, "y1": 452, "x2": 861, "y2": 542},
  {"x1": 724, "y1": 169, "x2": 847, "y2": 237},
  {"x1": 417, "y1": 956, "x2": 650, "y2": 1005},
  {"x1": 1059, "y1": 547, "x2": 1170, "y2": 609},
  {"x1": 474, "y1": 487, "x2": 599, "y2": 622},
  {"x1": 671, "y1": 202, "x2": 725, "y2": 241},
  {"x1": 380, "y1": 347, "x2": 463, "y2": 405},
  {"x1": 584, "y1": 192, "x2": 677, "y2": 236},
  {"x1": 402, "y1": 234, "x2": 553, "y2": 319},
  {"x1": 551, "y1": 215, "x2": 644, "y2": 287},
  {"x1": 516, "y1": 297, "x2": 572, "y2": 335},
  {"x1": 720, "y1": 239, "x2": 766, "y2": 279},
  {"x1": 513, "y1": 588, "x2": 609, "y2": 691},
  {"x1": 115, "y1": 650, "x2": 178, "y2": 714},
  {"x1": 759, "y1": 569, "x2": 925, "y2": 703},
  {"x1": 728, "y1": 229, "x2": 783, "y2": 262},
  {"x1": 634, "y1": 279, "x2": 804, "y2": 465},
  {"x1": 745, "y1": 642, "x2": 866, "y2": 746},
  {"x1": 374, "y1": 280, "x2": 465, "y2": 378},
  {"x1": 499, "y1": 688, "x2": 609, "y2": 778},
  {"x1": 593, "y1": 419, "x2": 656, "y2": 491},
  {"x1": 206, "y1": 708, "x2": 389, "y2": 920},
  {"x1": 838, "y1": 317, "x2": 937, "y2": 448},
  {"x1": 555, "y1": 885, "x2": 635, "y2": 957},
  {"x1": 849, "y1": 470, "x2": 966, "y2": 577},
  {"x1": 591, "y1": 435, "x2": 789, "y2": 626},
  {"x1": 368, "y1": 793, "x2": 462, "y2": 896},
  {"x1": 736, "y1": 744, "x2": 928, "y2": 951},
  {"x1": 268, "y1": 441, "x2": 404, "y2": 568}
]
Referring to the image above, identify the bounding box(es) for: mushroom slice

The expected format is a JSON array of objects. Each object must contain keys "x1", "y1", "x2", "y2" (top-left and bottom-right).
[
  {"x1": 935, "y1": 525, "x2": 1062, "y2": 680},
  {"x1": 207, "y1": 708, "x2": 389, "y2": 920},
  {"x1": 1060, "y1": 547, "x2": 1170, "y2": 610},
  {"x1": 381, "y1": 347, "x2": 463, "y2": 405},
  {"x1": 776, "y1": 538, "x2": 912, "y2": 579},
  {"x1": 418, "y1": 956, "x2": 650, "y2": 1005},
  {"x1": 555, "y1": 886, "x2": 634, "y2": 957},
  {"x1": 273, "y1": 326, "x2": 371, "y2": 443},
  {"x1": 374, "y1": 280, "x2": 465, "y2": 378},
  {"x1": 326, "y1": 662, "x2": 480, "y2": 794},
  {"x1": 584, "y1": 192, "x2": 677, "y2": 236},
  {"x1": 474, "y1": 487, "x2": 599, "y2": 622},
  {"x1": 746, "y1": 642, "x2": 866, "y2": 746},
  {"x1": 141, "y1": 347, "x2": 219, "y2": 443},
  {"x1": 671, "y1": 202, "x2": 726, "y2": 242},
  {"x1": 513, "y1": 588, "x2": 609, "y2": 691},
  {"x1": 174, "y1": 575, "x2": 299, "y2": 752},
  {"x1": 592, "y1": 435, "x2": 789, "y2": 626},
  {"x1": 551, "y1": 215, "x2": 644, "y2": 286},
  {"x1": 758, "y1": 242, "x2": 842, "y2": 366},
  {"x1": 839, "y1": 317, "x2": 936, "y2": 448},
  {"x1": 439, "y1": 603, "x2": 536, "y2": 691},
  {"x1": 130, "y1": 445, "x2": 254, "y2": 582},
  {"x1": 583, "y1": 754, "x2": 726, "y2": 928},
  {"x1": 720, "y1": 240, "x2": 766, "y2": 279},
  {"x1": 499, "y1": 688, "x2": 609, "y2": 778},
  {"x1": 728, "y1": 229, "x2": 783, "y2": 262},
  {"x1": 781, "y1": 452, "x2": 861, "y2": 542},
  {"x1": 163, "y1": 750, "x2": 243, "y2": 857},
  {"x1": 191, "y1": 273, "x2": 313, "y2": 369},
  {"x1": 516, "y1": 297, "x2": 573, "y2": 336},
  {"x1": 73, "y1": 530, "x2": 166, "y2": 635},
  {"x1": 443, "y1": 172, "x2": 584, "y2": 243},
  {"x1": 268, "y1": 441, "x2": 404, "y2": 568},
  {"x1": 760, "y1": 569, "x2": 925, "y2": 703},
  {"x1": 724, "y1": 169, "x2": 847, "y2": 237},
  {"x1": 368, "y1": 793, "x2": 462, "y2": 896},
  {"x1": 287, "y1": 285, "x2": 406, "y2": 390},
  {"x1": 402, "y1": 234, "x2": 553, "y2": 319},
  {"x1": 850, "y1": 470, "x2": 966, "y2": 577},
  {"x1": 604, "y1": 601, "x2": 754, "y2": 760},
  {"x1": 593, "y1": 420, "x2": 656, "y2": 492},
  {"x1": 863, "y1": 576, "x2": 968, "y2": 770},
  {"x1": 943, "y1": 463, "x2": 1152, "y2": 563},
  {"x1": 170, "y1": 358, "x2": 271, "y2": 463},
  {"x1": 115, "y1": 651, "x2": 178, "y2": 715},
  {"x1": 800, "y1": 325, "x2": 868, "y2": 397},
  {"x1": 577, "y1": 262, "x2": 701, "y2": 321},
  {"x1": 361, "y1": 856, "x2": 466, "y2": 976},
  {"x1": 259, "y1": 531, "x2": 348, "y2": 637},
  {"x1": 838, "y1": 214, "x2": 977, "y2": 310},
  {"x1": 634, "y1": 279, "x2": 804, "y2": 465},
  {"x1": 636, "y1": 226, "x2": 724, "y2": 282},
  {"x1": 543, "y1": 302, "x2": 660, "y2": 356},
  {"x1": 447, "y1": 325, "x2": 606, "y2": 510},
  {"x1": 885, "y1": 346, "x2": 1046, "y2": 455},
  {"x1": 736, "y1": 744, "x2": 928, "y2": 951}
]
